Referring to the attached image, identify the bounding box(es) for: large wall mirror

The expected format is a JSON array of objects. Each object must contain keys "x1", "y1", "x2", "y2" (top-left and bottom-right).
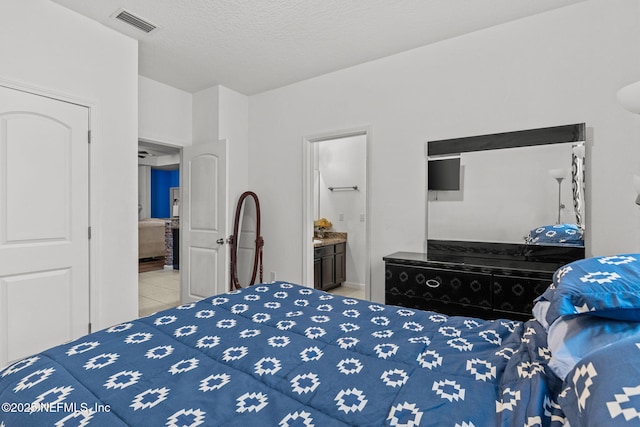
[{"x1": 427, "y1": 124, "x2": 586, "y2": 248}]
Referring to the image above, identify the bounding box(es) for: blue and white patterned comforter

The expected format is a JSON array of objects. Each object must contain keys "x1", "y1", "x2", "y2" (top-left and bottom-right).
[{"x1": 0, "y1": 282, "x2": 562, "y2": 426}]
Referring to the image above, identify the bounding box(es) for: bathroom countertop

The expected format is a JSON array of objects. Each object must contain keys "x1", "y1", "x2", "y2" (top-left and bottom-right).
[{"x1": 313, "y1": 231, "x2": 347, "y2": 248}]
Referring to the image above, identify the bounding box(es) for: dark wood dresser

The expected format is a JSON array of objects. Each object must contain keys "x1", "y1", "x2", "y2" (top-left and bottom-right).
[{"x1": 384, "y1": 240, "x2": 584, "y2": 321}]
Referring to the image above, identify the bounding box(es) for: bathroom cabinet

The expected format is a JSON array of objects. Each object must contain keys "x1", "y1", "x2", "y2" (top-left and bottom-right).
[{"x1": 314, "y1": 241, "x2": 346, "y2": 291}]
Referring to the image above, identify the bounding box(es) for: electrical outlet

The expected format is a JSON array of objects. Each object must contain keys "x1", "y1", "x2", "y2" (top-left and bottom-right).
[
  {"x1": 270, "y1": 271, "x2": 276, "y2": 282},
  {"x1": 339, "y1": 213, "x2": 344, "y2": 221},
  {"x1": 360, "y1": 213, "x2": 365, "y2": 222}
]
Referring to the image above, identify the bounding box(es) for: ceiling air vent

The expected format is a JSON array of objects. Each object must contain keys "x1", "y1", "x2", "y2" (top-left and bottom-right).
[{"x1": 113, "y1": 9, "x2": 157, "y2": 34}]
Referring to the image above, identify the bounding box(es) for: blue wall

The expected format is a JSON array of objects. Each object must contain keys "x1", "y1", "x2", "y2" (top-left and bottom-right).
[{"x1": 151, "y1": 169, "x2": 179, "y2": 218}]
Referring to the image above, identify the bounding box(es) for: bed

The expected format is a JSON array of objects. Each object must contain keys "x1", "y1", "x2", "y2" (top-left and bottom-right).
[{"x1": 2, "y1": 253, "x2": 640, "y2": 426}]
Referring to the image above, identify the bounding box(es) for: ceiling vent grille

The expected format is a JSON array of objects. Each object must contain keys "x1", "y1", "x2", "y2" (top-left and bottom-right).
[{"x1": 114, "y1": 9, "x2": 157, "y2": 33}]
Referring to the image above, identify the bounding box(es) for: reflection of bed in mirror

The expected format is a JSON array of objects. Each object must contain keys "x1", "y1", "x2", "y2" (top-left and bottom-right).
[
  {"x1": 427, "y1": 123, "x2": 586, "y2": 249},
  {"x1": 525, "y1": 223, "x2": 584, "y2": 247}
]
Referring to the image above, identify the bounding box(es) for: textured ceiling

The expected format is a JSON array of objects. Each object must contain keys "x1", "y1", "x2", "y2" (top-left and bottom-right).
[{"x1": 50, "y1": 0, "x2": 585, "y2": 95}]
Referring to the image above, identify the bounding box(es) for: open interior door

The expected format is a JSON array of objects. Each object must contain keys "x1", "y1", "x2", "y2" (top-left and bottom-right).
[{"x1": 180, "y1": 140, "x2": 227, "y2": 302}]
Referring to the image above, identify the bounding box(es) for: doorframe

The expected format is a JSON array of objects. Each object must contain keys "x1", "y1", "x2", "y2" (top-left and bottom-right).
[
  {"x1": 302, "y1": 126, "x2": 372, "y2": 300},
  {"x1": 0, "y1": 76, "x2": 96, "y2": 330}
]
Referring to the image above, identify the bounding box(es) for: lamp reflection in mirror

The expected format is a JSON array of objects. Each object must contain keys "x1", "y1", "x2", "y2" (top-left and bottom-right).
[
  {"x1": 617, "y1": 81, "x2": 640, "y2": 205},
  {"x1": 572, "y1": 144, "x2": 585, "y2": 159},
  {"x1": 549, "y1": 168, "x2": 566, "y2": 224},
  {"x1": 571, "y1": 143, "x2": 585, "y2": 230},
  {"x1": 634, "y1": 175, "x2": 640, "y2": 205},
  {"x1": 617, "y1": 81, "x2": 640, "y2": 114}
]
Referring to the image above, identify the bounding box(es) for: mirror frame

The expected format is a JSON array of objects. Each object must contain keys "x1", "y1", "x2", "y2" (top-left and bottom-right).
[
  {"x1": 427, "y1": 123, "x2": 586, "y2": 246},
  {"x1": 230, "y1": 191, "x2": 264, "y2": 290},
  {"x1": 428, "y1": 123, "x2": 585, "y2": 156}
]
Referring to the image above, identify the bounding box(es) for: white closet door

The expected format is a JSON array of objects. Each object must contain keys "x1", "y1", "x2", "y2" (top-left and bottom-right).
[{"x1": 0, "y1": 85, "x2": 89, "y2": 367}]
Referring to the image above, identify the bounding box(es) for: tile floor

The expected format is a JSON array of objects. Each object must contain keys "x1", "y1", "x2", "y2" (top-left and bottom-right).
[
  {"x1": 326, "y1": 285, "x2": 365, "y2": 299},
  {"x1": 138, "y1": 270, "x2": 365, "y2": 317},
  {"x1": 138, "y1": 269, "x2": 180, "y2": 317}
]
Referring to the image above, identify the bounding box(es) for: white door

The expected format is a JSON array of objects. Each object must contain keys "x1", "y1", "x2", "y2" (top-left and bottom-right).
[
  {"x1": 180, "y1": 141, "x2": 227, "y2": 302},
  {"x1": 0, "y1": 86, "x2": 89, "y2": 367}
]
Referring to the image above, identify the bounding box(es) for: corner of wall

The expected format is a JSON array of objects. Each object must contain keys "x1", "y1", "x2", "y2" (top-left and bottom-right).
[{"x1": 192, "y1": 85, "x2": 221, "y2": 144}]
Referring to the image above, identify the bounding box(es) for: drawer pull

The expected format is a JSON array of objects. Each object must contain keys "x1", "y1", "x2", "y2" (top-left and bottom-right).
[{"x1": 426, "y1": 279, "x2": 441, "y2": 288}]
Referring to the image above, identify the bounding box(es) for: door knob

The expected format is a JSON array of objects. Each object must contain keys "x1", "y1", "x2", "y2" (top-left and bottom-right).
[{"x1": 216, "y1": 238, "x2": 225, "y2": 245}]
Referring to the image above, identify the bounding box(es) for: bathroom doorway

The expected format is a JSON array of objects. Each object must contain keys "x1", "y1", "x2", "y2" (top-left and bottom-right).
[
  {"x1": 137, "y1": 140, "x2": 181, "y2": 316},
  {"x1": 302, "y1": 129, "x2": 371, "y2": 300}
]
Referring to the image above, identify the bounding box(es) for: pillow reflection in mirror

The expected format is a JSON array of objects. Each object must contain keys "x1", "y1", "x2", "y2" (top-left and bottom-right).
[{"x1": 525, "y1": 224, "x2": 584, "y2": 246}]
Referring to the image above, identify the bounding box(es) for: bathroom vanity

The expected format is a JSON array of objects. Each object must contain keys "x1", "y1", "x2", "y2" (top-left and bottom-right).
[{"x1": 313, "y1": 232, "x2": 347, "y2": 291}]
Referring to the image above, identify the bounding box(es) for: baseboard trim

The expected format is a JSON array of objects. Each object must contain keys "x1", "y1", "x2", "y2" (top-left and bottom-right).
[{"x1": 342, "y1": 281, "x2": 364, "y2": 290}]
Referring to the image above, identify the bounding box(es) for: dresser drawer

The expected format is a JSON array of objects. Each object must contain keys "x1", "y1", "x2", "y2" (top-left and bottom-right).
[
  {"x1": 385, "y1": 292, "x2": 492, "y2": 318},
  {"x1": 492, "y1": 274, "x2": 551, "y2": 317},
  {"x1": 385, "y1": 264, "x2": 491, "y2": 308}
]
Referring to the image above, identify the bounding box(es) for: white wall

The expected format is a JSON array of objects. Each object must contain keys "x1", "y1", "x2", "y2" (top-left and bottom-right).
[
  {"x1": 218, "y1": 86, "x2": 250, "y2": 215},
  {"x1": 192, "y1": 85, "x2": 250, "y2": 257},
  {"x1": 249, "y1": 0, "x2": 640, "y2": 303},
  {"x1": 193, "y1": 86, "x2": 220, "y2": 144},
  {"x1": 317, "y1": 135, "x2": 366, "y2": 284},
  {"x1": 139, "y1": 76, "x2": 192, "y2": 146},
  {"x1": 0, "y1": 0, "x2": 139, "y2": 327}
]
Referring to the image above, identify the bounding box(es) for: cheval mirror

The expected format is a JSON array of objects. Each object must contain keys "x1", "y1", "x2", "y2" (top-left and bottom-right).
[{"x1": 230, "y1": 191, "x2": 264, "y2": 290}]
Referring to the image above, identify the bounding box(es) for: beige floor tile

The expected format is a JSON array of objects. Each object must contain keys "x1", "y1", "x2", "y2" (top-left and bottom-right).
[
  {"x1": 138, "y1": 296, "x2": 175, "y2": 317},
  {"x1": 138, "y1": 270, "x2": 181, "y2": 318},
  {"x1": 328, "y1": 285, "x2": 365, "y2": 299},
  {"x1": 139, "y1": 285, "x2": 179, "y2": 305},
  {"x1": 153, "y1": 277, "x2": 180, "y2": 291},
  {"x1": 138, "y1": 280, "x2": 158, "y2": 294},
  {"x1": 139, "y1": 270, "x2": 179, "y2": 288}
]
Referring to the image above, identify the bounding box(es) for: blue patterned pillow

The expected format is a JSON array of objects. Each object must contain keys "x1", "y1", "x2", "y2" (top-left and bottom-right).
[
  {"x1": 559, "y1": 334, "x2": 640, "y2": 426},
  {"x1": 545, "y1": 254, "x2": 640, "y2": 325},
  {"x1": 526, "y1": 223, "x2": 584, "y2": 246}
]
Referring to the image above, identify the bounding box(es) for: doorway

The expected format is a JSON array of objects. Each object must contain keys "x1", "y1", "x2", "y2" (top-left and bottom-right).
[
  {"x1": 137, "y1": 140, "x2": 181, "y2": 316},
  {"x1": 302, "y1": 129, "x2": 371, "y2": 300}
]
